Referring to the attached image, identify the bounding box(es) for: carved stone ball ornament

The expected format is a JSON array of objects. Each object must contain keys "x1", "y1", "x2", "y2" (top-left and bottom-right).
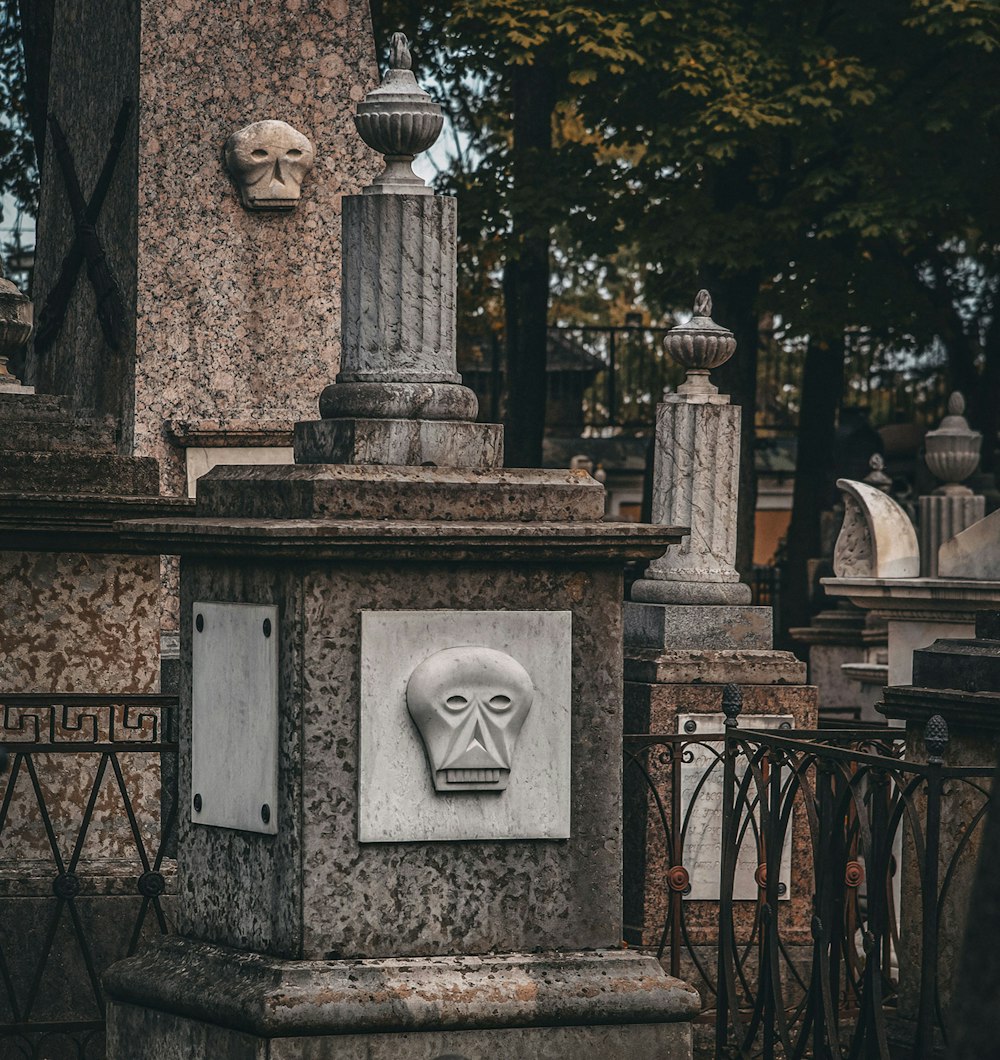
[
  {"x1": 662, "y1": 290, "x2": 737, "y2": 400},
  {"x1": 354, "y1": 32, "x2": 444, "y2": 195},
  {"x1": 406, "y1": 646, "x2": 535, "y2": 792},
  {"x1": 224, "y1": 120, "x2": 315, "y2": 210},
  {"x1": 924, "y1": 391, "x2": 982, "y2": 495}
]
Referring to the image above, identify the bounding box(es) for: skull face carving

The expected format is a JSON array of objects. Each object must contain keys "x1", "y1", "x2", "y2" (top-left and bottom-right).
[
  {"x1": 224, "y1": 120, "x2": 315, "y2": 210},
  {"x1": 406, "y1": 647, "x2": 535, "y2": 792}
]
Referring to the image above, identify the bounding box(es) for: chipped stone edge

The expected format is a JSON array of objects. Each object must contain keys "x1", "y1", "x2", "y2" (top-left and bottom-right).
[{"x1": 103, "y1": 939, "x2": 700, "y2": 1037}]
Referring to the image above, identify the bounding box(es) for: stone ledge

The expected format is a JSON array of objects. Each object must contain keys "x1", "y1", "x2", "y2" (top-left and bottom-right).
[
  {"x1": 103, "y1": 939, "x2": 700, "y2": 1038},
  {"x1": 880, "y1": 685, "x2": 1000, "y2": 732},
  {"x1": 625, "y1": 649, "x2": 807, "y2": 685},
  {"x1": 295, "y1": 418, "x2": 503, "y2": 469},
  {"x1": 624, "y1": 602, "x2": 773, "y2": 651},
  {"x1": 0, "y1": 495, "x2": 193, "y2": 553},
  {"x1": 117, "y1": 518, "x2": 687, "y2": 562},
  {"x1": 195, "y1": 464, "x2": 606, "y2": 522}
]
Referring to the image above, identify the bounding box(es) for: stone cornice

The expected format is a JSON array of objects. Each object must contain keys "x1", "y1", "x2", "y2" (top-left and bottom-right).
[{"x1": 821, "y1": 576, "x2": 1000, "y2": 621}]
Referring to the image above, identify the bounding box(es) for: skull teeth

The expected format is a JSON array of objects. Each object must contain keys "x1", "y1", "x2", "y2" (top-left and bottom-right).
[{"x1": 444, "y1": 768, "x2": 502, "y2": 785}]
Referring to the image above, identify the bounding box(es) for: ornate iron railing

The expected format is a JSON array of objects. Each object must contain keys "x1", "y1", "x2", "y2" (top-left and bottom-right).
[
  {"x1": 624, "y1": 700, "x2": 992, "y2": 1059},
  {"x1": 0, "y1": 695, "x2": 177, "y2": 1060}
]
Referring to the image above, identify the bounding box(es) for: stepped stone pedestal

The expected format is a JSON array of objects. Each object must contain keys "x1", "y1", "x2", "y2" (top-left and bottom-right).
[{"x1": 103, "y1": 35, "x2": 698, "y2": 1058}]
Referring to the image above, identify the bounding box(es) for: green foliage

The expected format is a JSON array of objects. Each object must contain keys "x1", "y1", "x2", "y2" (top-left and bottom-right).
[{"x1": 0, "y1": 5, "x2": 36, "y2": 225}]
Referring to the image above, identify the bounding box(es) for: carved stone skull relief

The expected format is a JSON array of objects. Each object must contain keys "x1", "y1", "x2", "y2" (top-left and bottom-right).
[
  {"x1": 224, "y1": 120, "x2": 315, "y2": 210},
  {"x1": 406, "y1": 646, "x2": 535, "y2": 792}
]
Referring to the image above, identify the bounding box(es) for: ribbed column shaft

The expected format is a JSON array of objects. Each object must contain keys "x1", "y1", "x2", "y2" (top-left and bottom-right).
[
  {"x1": 339, "y1": 193, "x2": 458, "y2": 383},
  {"x1": 646, "y1": 398, "x2": 742, "y2": 583},
  {"x1": 918, "y1": 493, "x2": 985, "y2": 577}
]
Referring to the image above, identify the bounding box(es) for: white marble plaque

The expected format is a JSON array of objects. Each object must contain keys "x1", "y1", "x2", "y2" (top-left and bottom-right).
[
  {"x1": 191, "y1": 602, "x2": 279, "y2": 835},
  {"x1": 678, "y1": 712, "x2": 793, "y2": 901},
  {"x1": 359, "y1": 610, "x2": 572, "y2": 842}
]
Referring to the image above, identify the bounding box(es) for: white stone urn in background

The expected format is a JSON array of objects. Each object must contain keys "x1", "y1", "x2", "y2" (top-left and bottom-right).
[
  {"x1": 924, "y1": 391, "x2": 981, "y2": 494},
  {"x1": 919, "y1": 392, "x2": 985, "y2": 576}
]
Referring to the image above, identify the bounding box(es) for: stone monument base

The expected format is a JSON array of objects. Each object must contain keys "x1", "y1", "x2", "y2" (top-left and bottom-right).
[
  {"x1": 630, "y1": 576, "x2": 752, "y2": 606},
  {"x1": 294, "y1": 417, "x2": 503, "y2": 468},
  {"x1": 105, "y1": 940, "x2": 698, "y2": 1059}
]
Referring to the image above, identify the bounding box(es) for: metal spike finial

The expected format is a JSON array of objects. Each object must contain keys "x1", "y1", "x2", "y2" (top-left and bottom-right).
[
  {"x1": 722, "y1": 684, "x2": 743, "y2": 728},
  {"x1": 924, "y1": 713, "x2": 949, "y2": 764}
]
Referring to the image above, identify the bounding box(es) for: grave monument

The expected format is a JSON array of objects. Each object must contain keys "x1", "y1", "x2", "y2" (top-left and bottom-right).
[
  {"x1": 623, "y1": 298, "x2": 817, "y2": 950},
  {"x1": 102, "y1": 35, "x2": 699, "y2": 1058}
]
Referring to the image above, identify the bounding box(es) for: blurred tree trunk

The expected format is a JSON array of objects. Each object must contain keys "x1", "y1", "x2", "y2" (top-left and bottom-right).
[
  {"x1": 17, "y1": 0, "x2": 54, "y2": 170},
  {"x1": 503, "y1": 61, "x2": 557, "y2": 468},
  {"x1": 780, "y1": 335, "x2": 845, "y2": 645}
]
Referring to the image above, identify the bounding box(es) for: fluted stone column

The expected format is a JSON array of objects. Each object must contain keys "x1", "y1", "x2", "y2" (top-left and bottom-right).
[
  {"x1": 631, "y1": 292, "x2": 750, "y2": 605},
  {"x1": 918, "y1": 392, "x2": 985, "y2": 577},
  {"x1": 296, "y1": 34, "x2": 500, "y2": 467}
]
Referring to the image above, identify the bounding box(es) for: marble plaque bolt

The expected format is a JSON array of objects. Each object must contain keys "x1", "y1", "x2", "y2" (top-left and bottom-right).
[
  {"x1": 354, "y1": 32, "x2": 444, "y2": 196},
  {"x1": 631, "y1": 290, "x2": 751, "y2": 605},
  {"x1": 225, "y1": 120, "x2": 315, "y2": 210}
]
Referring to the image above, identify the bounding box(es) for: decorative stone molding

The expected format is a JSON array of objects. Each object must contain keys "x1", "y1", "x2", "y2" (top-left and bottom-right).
[
  {"x1": 224, "y1": 120, "x2": 315, "y2": 210},
  {"x1": 406, "y1": 646, "x2": 534, "y2": 792},
  {"x1": 833, "y1": 478, "x2": 919, "y2": 579}
]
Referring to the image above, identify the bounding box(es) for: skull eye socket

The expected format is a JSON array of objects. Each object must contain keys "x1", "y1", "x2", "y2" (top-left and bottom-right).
[
  {"x1": 489, "y1": 694, "x2": 512, "y2": 712},
  {"x1": 444, "y1": 694, "x2": 468, "y2": 712},
  {"x1": 286, "y1": 149, "x2": 303, "y2": 158},
  {"x1": 251, "y1": 149, "x2": 269, "y2": 159}
]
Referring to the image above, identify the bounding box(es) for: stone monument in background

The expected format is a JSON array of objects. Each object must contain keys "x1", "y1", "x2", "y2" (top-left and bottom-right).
[
  {"x1": 103, "y1": 34, "x2": 699, "y2": 1058},
  {"x1": 623, "y1": 297, "x2": 818, "y2": 950},
  {"x1": 26, "y1": 0, "x2": 381, "y2": 511}
]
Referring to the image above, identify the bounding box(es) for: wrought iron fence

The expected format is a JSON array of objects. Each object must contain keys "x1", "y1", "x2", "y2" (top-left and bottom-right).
[
  {"x1": 0, "y1": 696, "x2": 177, "y2": 1060},
  {"x1": 624, "y1": 697, "x2": 993, "y2": 1059}
]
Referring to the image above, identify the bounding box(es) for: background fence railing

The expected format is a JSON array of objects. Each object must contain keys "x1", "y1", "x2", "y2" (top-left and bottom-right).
[{"x1": 0, "y1": 695, "x2": 177, "y2": 1060}]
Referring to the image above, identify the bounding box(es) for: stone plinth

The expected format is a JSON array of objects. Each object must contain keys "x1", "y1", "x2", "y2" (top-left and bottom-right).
[
  {"x1": 790, "y1": 604, "x2": 888, "y2": 721},
  {"x1": 623, "y1": 601, "x2": 818, "y2": 952},
  {"x1": 879, "y1": 613, "x2": 1000, "y2": 1043},
  {"x1": 27, "y1": 0, "x2": 381, "y2": 502},
  {"x1": 105, "y1": 465, "x2": 695, "y2": 1055},
  {"x1": 918, "y1": 492, "x2": 984, "y2": 577},
  {"x1": 820, "y1": 575, "x2": 1000, "y2": 686}
]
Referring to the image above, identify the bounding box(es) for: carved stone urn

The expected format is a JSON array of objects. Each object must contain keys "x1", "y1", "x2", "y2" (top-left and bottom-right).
[
  {"x1": 0, "y1": 271, "x2": 33, "y2": 387},
  {"x1": 354, "y1": 32, "x2": 444, "y2": 195},
  {"x1": 924, "y1": 392, "x2": 981, "y2": 496},
  {"x1": 662, "y1": 289, "x2": 737, "y2": 401}
]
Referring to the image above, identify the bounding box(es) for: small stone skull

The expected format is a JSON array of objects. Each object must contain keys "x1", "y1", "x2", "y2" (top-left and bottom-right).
[
  {"x1": 224, "y1": 120, "x2": 315, "y2": 210},
  {"x1": 406, "y1": 646, "x2": 535, "y2": 792}
]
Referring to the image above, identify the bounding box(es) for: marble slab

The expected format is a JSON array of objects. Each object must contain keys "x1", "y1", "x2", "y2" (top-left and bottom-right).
[
  {"x1": 359, "y1": 610, "x2": 572, "y2": 841},
  {"x1": 678, "y1": 712, "x2": 793, "y2": 900}
]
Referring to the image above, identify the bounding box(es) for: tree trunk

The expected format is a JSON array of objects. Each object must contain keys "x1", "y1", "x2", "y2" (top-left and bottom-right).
[
  {"x1": 502, "y1": 61, "x2": 557, "y2": 468},
  {"x1": 779, "y1": 335, "x2": 845, "y2": 646},
  {"x1": 17, "y1": 0, "x2": 55, "y2": 171}
]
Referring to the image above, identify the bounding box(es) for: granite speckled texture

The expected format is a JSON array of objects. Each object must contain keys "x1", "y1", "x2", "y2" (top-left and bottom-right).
[
  {"x1": 105, "y1": 941, "x2": 698, "y2": 1058},
  {"x1": 30, "y1": 0, "x2": 381, "y2": 504},
  {"x1": 176, "y1": 560, "x2": 625, "y2": 959}
]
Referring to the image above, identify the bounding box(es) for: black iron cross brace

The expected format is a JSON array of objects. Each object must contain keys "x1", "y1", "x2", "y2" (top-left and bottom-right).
[{"x1": 35, "y1": 99, "x2": 133, "y2": 355}]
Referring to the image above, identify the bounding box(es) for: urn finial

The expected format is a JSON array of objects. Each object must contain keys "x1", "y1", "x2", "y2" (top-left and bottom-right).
[
  {"x1": 354, "y1": 32, "x2": 444, "y2": 196},
  {"x1": 0, "y1": 266, "x2": 33, "y2": 392},
  {"x1": 924, "y1": 391, "x2": 981, "y2": 495},
  {"x1": 662, "y1": 289, "x2": 737, "y2": 402}
]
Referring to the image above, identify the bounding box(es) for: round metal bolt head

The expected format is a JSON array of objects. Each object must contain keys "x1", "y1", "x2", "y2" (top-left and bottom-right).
[{"x1": 193, "y1": 793, "x2": 203, "y2": 812}]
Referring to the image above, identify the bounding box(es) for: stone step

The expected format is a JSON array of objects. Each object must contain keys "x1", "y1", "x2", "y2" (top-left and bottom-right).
[
  {"x1": 0, "y1": 393, "x2": 118, "y2": 452},
  {"x1": 0, "y1": 452, "x2": 159, "y2": 496}
]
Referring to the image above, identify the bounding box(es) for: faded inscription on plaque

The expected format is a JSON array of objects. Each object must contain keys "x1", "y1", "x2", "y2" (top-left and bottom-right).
[{"x1": 678, "y1": 712, "x2": 793, "y2": 901}]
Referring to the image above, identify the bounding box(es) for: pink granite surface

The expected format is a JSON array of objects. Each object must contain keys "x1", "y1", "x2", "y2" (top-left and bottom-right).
[{"x1": 133, "y1": 0, "x2": 381, "y2": 499}]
